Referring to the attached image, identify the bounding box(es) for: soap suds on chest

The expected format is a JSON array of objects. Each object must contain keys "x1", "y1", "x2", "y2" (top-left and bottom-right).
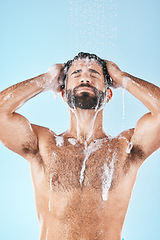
[
  {"x1": 68, "y1": 138, "x2": 77, "y2": 146},
  {"x1": 55, "y1": 135, "x2": 64, "y2": 147},
  {"x1": 101, "y1": 152, "x2": 117, "y2": 201},
  {"x1": 79, "y1": 139, "x2": 105, "y2": 185}
]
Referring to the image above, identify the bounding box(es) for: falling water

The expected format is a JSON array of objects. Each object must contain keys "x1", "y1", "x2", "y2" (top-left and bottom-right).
[
  {"x1": 47, "y1": 0, "x2": 118, "y2": 203},
  {"x1": 102, "y1": 154, "x2": 115, "y2": 201},
  {"x1": 69, "y1": 0, "x2": 117, "y2": 57},
  {"x1": 79, "y1": 138, "x2": 105, "y2": 185},
  {"x1": 46, "y1": 228, "x2": 48, "y2": 240},
  {"x1": 48, "y1": 173, "x2": 52, "y2": 211}
]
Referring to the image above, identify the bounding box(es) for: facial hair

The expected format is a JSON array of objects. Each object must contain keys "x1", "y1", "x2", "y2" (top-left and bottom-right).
[{"x1": 65, "y1": 83, "x2": 107, "y2": 110}]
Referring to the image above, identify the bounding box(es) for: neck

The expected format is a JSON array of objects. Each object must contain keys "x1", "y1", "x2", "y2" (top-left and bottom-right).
[{"x1": 67, "y1": 108, "x2": 106, "y2": 144}]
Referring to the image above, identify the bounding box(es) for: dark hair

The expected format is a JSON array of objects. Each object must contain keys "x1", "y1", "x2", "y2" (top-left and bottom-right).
[{"x1": 60, "y1": 52, "x2": 112, "y2": 89}]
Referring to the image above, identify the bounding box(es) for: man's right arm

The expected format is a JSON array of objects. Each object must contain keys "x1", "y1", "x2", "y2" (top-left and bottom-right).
[{"x1": 0, "y1": 64, "x2": 63, "y2": 159}]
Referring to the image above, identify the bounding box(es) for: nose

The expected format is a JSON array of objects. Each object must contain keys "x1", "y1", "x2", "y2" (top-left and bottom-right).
[
  {"x1": 80, "y1": 72, "x2": 91, "y2": 84},
  {"x1": 80, "y1": 78, "x2": 90, "y2": 84}
]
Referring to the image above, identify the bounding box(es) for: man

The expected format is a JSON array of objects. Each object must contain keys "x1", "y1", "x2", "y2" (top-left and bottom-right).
[{"x1": 0, "y1": 52, "x2": 160, "y2": 240}]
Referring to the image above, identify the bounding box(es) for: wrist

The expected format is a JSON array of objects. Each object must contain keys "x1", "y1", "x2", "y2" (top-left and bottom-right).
[
  {"x1": 111, "y1": 71, "x2": 125, "y2": 89},
  {"x1": 121, "y1": 72, "x2": 131, "y2": 89}
]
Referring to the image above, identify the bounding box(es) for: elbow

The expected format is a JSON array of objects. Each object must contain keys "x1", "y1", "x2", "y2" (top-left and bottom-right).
[
  {"x1": 0, "y1": 102, "x2": 14, "y2": 116},
  {"x1": 150, "y1": 100, "x2": 160, "y2": 116}
]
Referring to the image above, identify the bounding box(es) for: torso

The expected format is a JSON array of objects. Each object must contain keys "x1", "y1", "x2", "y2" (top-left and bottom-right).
[{"x1": 28, "y1": 127, "x2": 144, "y2": 240}]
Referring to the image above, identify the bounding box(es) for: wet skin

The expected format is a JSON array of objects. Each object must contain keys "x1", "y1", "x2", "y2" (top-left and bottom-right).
[
  {"x1": 65, "y1": 60, "x2": 109, "y2": 110},
  {"x1": 28, "y1": 61, "x2": 144, "y2": 240},
  {"x1": 66, "y1": 60, "x2": 107, "y2": 101},
  {"x1": 29, "y1": 126, "x2": 141, "y2": 240},
  {"x1": 0, "y1": 59, "x2": 159, "y2": 240}
]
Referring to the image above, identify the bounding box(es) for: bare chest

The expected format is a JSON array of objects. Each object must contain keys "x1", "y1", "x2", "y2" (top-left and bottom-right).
[{"x1": 41, "y1": 137, "x2": 127, "y2": 200}]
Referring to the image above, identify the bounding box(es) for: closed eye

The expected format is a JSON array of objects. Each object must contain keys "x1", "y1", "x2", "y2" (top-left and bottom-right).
[
  {"x1": 90, "y1": 75, "x2": 97, "y2": 78},
  {"x1": 74, "y1": 74, "x2": 81, "y2": 78}
]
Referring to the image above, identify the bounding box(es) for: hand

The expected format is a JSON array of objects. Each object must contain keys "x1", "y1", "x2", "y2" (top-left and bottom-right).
[
  {"x1": 105, "y1": 60, "x2": 123, "y2": 88},
  {"x1": 47, "y1": 64, "x2": 64, "y2": 94}
]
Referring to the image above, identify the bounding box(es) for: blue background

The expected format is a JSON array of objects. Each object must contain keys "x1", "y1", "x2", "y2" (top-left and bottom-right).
[{"x1": 0, "y1": 0, "x2": 160, "y2": 239}]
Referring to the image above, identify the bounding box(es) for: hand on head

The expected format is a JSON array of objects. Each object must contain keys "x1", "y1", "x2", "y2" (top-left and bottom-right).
[
  {"x1": 47, "y1": 64, "x2": 65, "y2": 94},
  {"x1": 104, "y1": 60, "x2": 123, "y2": 89}
]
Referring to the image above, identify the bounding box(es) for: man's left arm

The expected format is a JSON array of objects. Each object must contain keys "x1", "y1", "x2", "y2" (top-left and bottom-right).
[{"x1": 106, "y1": 61, "x2": 160, "y2": 159}]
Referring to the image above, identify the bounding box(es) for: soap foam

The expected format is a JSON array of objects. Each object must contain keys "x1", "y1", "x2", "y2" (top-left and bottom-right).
[
  {"x1": 55, "y1": 135, "x2": 64, "y2": 147},
  {"x1": 126, "y1": 141, "x2": 133, "y2": 154},
  {"x1": 118, "y1": 135, "x2": 129, "y2": 144},
  {"x1": 122, "y1": 76, "x2": 130, "y2": 89},
  {"x1": 48, "y1": 64, "x2": 60, "y2": 97},
  {"x1": 102, "y1": 152, "x2": 116, "y2": 201},
  {"x1": 4, "y1": 92, "x2": 14, "y2": 101},
  {"x1": 35, "y1": 64, "x2": 61, "y2": 98},
  {"x1": 48, "y1": 172, "x2": 54, "y2": 212},
  {"x1": 52, "y1": 152, "x2": 57, "y2": 157},
  {"x1": 46, "y1": 228, "x2": 48, "y2": 240},
  {"x1": 80, "y1": 138, "x2": 105, "y2": 185},
  {"x1": 68, "y1": 138, "x2": 77, "y2": 145}
]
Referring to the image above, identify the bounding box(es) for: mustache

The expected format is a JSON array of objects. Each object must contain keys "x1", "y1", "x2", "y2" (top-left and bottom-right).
[{"x1": 74, "y1": 83, "x2": 97, "y2": 92}]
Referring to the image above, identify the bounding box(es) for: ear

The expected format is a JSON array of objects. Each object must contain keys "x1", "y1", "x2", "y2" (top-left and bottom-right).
[
  {"x1": 106, "y1": 88, "x2": 113, "y2": 102},
  {"x1": 61, "y1": 88, "x2": 66, "y2": 101}
]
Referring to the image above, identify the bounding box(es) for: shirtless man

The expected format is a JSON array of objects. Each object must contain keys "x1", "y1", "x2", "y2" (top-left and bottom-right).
[{"x1": 0, "y1": 52, "x2": 160, "y2": 240}]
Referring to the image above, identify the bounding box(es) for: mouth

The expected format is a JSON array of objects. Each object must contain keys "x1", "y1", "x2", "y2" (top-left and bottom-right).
[
  {"x1": 76, "y1": 86, "x2": 94, "y2": 93},
  {"x1": 75, "y1": 85, "x2": 96, "y2": 96}
]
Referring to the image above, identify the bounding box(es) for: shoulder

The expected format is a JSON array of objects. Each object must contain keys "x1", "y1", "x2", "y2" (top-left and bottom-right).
[
  {"x1": 31, "y1": 124, "x2": 61, "y2": 148},
  {"x1": 117, "y1": 128, "x2": 145, "y2": 166},
  {"x1": 25, "y1": 124, "x2": 63, "y2": 168},
  {"x1": 31, "y1": 125, "x2": 69, "y2": 153},
  {"x1": 25, "y1": 124, "x2": 57, "y2": 159},
  {"x1": 31, "y1": 124, "x2": 56, "y2": 139},
  {"x1": 117, "y1": 128, "x2": 134, "y2": 144},
  {"x1": 103, "y1": 129, "x2": 134, "y2": 154}
]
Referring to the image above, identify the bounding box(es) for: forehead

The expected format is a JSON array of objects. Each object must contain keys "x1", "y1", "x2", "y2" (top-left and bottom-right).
[{"x1": 68, "y1": 59, "x2": 103, "y2": 75}]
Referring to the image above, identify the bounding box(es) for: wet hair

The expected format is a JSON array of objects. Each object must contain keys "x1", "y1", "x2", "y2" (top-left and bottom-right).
[{"x1": 60, "y1": 52, "x2": 112, "y2": 89}]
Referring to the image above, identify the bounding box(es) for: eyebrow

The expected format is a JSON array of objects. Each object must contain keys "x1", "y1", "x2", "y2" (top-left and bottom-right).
[
  {"x1": 71, "y1": 69, "x2": 82, "y2": 75},
  {"x1": 89, "y1": 69, "x2": 101, "y2": 75},
  {"x1": 71, "y1": 68, "x2": 101, "y2": 76}
]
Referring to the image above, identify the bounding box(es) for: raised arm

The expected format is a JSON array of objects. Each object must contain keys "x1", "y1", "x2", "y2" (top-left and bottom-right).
[
  {"x1": 106, "y1": 61, "x2": 160, "y2": 160},
  {"x1": 0, "y1": 64, "x2": 64, "y2": 159}
]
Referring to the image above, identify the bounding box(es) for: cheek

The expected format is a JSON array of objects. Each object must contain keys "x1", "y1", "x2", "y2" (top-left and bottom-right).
[
  {"x1": 65, "y1": 77, "x2": 70, "y2": 90},
  {"x1": 100, "y1": 78, "x2": 106, "y2": 89},
  {"x1": 66, "y1": 77, "x2": 77, "y2": 90},
  {"x1": 94, "y1": 81, "x2": 105, "y2": 91}
]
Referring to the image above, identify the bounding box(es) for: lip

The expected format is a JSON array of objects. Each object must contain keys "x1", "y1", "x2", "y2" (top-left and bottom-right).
[{"x1": 76, "y1": 86, "x2": 94, "y2": 94}]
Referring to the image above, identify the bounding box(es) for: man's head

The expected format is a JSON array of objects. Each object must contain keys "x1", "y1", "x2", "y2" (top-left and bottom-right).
[{"x1": 60, "y1": 52, "x2": 113, "y2": 110}]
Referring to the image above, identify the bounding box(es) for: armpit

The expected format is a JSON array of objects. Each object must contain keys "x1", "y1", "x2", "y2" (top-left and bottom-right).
[
  {"x1": 23, "y1": 145, "x2": 39, "y2": 155},
  {"x1": 123, "y1": 145, "x2": 145, "y2": 174},
  {"x1": 22, "y1": 137, "x2": 39, "y2": 156},
  {"x1": 127, "y1": 144, "x2": 145, "y2": 162}
]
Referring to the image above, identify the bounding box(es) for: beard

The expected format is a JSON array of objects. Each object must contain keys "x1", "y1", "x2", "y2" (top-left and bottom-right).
[{"x1": 65, "y1": 83, "x2": 107, "y2": 110}]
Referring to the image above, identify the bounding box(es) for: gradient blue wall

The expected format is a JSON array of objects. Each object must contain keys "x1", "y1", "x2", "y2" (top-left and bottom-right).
[{"x1": 0, "y1": 0, "x2": 160, "y2": 239}]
